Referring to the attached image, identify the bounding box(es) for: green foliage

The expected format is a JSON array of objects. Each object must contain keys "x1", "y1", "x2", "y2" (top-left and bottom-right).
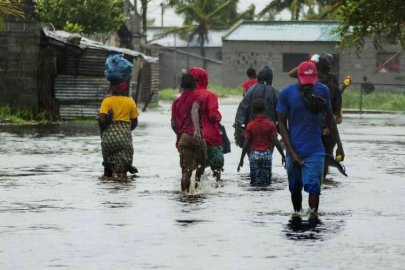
[
  {"x1": 335, "y1": 0, "x2": 405, "y2": 52},
  {"x1": 147, "y1": 18, "x2": 156, "y2": 27},
  {"x1": 35, "y1": 0, "x2": 127, "y2": 34},
  {"x1": 64, "y1": 21, "x2": 84, "y2": 33},
  {"x1": 163, "y1": 0, "x2": 249, "y2": 67},
  {"x1": 209, "y1": 85, "x2": 242, "y2": 97},
  {"x1": 159, "y1": 89, "x2": 179, "y2": 101},
  {"x1": 0, "y1": 0, "x2": 25, "y2": 29},
  {"x1": 342, "y1": 90, "x2": 405, "y2": 111},
  {"x1": 311, "y1": 0, "x2": 342, "y2": 20},
  {"x1": 0, "y1": 106, "x2": 34, "y2": 124},
  {"x1": 159, "y1": 85, "x2": 242, "y2": 101},
  {"x1": 35, "y1": 110, "x2": 55, "y2": 123},
  {"x1": 258, "y1": 0, "x2": 316, "y2": 20},
  {"x1": 0, "y1": 106, "x2": 59, "y2": 124}
]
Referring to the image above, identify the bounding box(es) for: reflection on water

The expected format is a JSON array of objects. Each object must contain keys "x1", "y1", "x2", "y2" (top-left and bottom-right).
[
  {"x1": 176, "y1": 219, "x2": 211, "y2": 227},
  {"x1": 1, "y1": 108, "x2": 405, "y2": 269},
  {"x1": 284, "y1": 215, "x2": 344, "y2": 241},
  {"x1": 285, "y1": 215, "x2": 324, "y2": 241}
]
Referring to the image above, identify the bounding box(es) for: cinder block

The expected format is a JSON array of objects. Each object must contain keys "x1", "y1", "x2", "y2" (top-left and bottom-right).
[{"x1": 8, "y1": 22, "x2": 25, "y2": 32}]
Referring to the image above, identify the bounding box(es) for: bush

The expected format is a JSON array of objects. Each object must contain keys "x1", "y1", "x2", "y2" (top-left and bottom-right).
[{"x1": 342, "y1": 90, "x2": 405, "y2": 111}]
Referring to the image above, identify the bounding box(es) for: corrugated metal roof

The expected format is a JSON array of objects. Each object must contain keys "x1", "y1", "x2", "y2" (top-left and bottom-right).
[
  {"x1": 43, "y1": 28, "x2": 158, "y2": 63},
  {"x1": 147, "y1": 28, "x2": 226, "y2": 48},
  {"x1": 223, "y1": 21, "x2": 340, "y2": 42}
]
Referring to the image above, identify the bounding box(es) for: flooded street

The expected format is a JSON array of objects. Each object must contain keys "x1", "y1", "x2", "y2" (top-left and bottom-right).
[{"x1": 1, "y1": 100, "x2": 405, "y2": 270}]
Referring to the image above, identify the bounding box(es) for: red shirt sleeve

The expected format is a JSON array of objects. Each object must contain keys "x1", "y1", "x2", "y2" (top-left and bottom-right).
[
  {"x1": 171, "y1": 99, "x2": 177, "y2": 121},
  {"x1": 207, "y1": 92, "x2": 222, "y2": 122}
]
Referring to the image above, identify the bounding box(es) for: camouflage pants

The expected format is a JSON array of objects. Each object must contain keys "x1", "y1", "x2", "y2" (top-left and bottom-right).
[{"x1": 101, "y1": 122, "x2": 134, "y2": 173}]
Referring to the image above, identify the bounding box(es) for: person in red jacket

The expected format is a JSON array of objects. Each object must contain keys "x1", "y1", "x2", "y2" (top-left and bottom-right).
[
  {"x1": 190, "y1": 67, "x2": 224, "y2": 181},
  {"x1": 242, "y1": 68, "x2": 258, "y2": 95}
]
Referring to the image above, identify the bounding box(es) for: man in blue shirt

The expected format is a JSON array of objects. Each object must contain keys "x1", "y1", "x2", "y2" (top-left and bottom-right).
[{"x1": 277, "y1": 61, "x2": 345, "y2": 213}]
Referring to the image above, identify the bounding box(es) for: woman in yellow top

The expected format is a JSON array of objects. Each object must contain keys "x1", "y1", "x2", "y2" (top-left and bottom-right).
[{"x1": 98, "y1": 81, "x2": 139, "y2": 179}]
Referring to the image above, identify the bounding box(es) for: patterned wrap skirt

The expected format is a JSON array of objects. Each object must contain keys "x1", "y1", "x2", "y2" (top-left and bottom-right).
[
  {"x1": 206, "y1": 145, "x2": 224, "y2": 171},
  {"x1": 249, "y1": 150, "x2": 273, "y2": 186},
  {"x1": 101, "y1": 121, "x2": 134, "y2": 173}
]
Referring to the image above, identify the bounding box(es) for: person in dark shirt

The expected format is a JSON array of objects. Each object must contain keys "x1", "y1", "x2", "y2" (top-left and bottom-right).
[
  {"x1": 317, "y1": 60, "x2": 343, "y2": 178},
  {"x1": 242, "y1": 68, "x2": 258, "y2": 95},
  {"x1": 171, "y1": 74, "x2": 206, "y2": 192},
  {"x1": 237, "y1": 99, "x2": 286, "y2": 186},
  {"x1": 234, "y1": 66, "x2": 279, "y2": 148}
]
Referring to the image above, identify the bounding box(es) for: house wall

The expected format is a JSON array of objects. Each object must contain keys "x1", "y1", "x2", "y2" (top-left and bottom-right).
[
  {"x1": 222, "y1": 40, "x2": 404, "y2": 91},
  {"x1": 0, "y1": 3, "x2": 42, "y2": 112}
]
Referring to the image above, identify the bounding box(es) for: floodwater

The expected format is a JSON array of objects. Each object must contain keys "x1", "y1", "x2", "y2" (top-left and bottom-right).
[{"x1": 1, "y1": 100, "x2": 404, "y2": 270}]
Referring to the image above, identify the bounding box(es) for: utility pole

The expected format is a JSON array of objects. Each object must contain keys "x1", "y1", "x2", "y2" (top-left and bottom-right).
[{"x1": 160, "y1": 3, "x2": 165, "y2": 28}]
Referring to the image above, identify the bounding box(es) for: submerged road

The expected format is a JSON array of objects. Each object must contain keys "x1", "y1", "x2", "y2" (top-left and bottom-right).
[{"x1": 0, "y1": 101, "x2": 404, "y2": 269}]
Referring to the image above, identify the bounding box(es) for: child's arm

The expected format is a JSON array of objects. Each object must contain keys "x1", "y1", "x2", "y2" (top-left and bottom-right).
[
  {"x1": 272, "y1": 136, "x2": 286, "y2": 168},
  {"x1": 237, "y1": 139, "x2": 251, "y2": 172}
]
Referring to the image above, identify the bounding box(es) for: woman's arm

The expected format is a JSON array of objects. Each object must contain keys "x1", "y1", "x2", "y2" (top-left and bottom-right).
[
  {"x1": 98, "y1": 114, "x2": 108, "y2": 134},
  {"x1": 130, "y1": 118, "x2": 138, "y2": 131}
]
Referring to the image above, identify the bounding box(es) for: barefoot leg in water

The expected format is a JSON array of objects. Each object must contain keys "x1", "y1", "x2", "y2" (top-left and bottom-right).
[
  {"x1": 213, "y1": 169, "x2": 221, "y2": 181},
  {"x1": 104, "y1": 168, "x2": 113, "y2": 177},
  {"x1": 195, "y1": 165, "x2": 205, "y2": 189},
  {"x1": 182, "y1": 170, "x2": 192, "y2": 192}
]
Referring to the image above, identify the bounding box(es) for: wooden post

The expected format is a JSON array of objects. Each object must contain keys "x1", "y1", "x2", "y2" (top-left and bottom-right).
[{"x1": 142, "y1": 92, "x2": 155, "y2": 112}]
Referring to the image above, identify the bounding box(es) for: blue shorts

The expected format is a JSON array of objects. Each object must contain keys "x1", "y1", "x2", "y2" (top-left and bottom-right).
[{"x1": 286, "y1": 155, "x2": 324, "y2": 195}]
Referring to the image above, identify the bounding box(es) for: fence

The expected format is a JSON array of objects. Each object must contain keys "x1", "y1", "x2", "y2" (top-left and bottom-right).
[{"x1": 342, "y1": 82, "x2": 405, "y2": 113}]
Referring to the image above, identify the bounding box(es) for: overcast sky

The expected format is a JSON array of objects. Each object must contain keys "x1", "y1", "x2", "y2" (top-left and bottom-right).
[{"x1": 131, "y1": 0, "x2": 290, "y2": 27}]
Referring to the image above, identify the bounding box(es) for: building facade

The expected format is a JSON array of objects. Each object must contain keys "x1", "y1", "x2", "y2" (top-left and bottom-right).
[{"x1": 222, "y1": 21, "x2": 404, "y2": 91}]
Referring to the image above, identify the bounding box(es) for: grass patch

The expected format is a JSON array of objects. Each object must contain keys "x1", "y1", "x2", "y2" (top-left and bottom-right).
[
  {"x1": 0, "y1": 105, "x2": 57, "y2": 124},
  {"x1": 159, "y1": 89, "x2": 179, "y2": 101},
  {"x1": 343, "y1": 90, "x2": 405, "y2": 111},
  {"x1": 159, "y1": 85, "x2": 242, "y2": 101},
  {"x1": 0, "y1": 106, "x2": 32, "y2": 124},
  {"x1": 210, "y1": 85, "x2": 242, "y2": 98}
]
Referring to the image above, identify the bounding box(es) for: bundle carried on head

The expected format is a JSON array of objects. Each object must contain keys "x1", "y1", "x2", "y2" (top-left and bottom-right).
[{"x1": 104, "y1": 54, "x2": 134, "y2": 95}]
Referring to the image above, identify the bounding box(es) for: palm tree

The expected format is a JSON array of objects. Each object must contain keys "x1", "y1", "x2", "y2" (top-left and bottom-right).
[
  {"x1": 140, "y1": 0, "x2": 152, "y2": 33},
  {"x1": 313, "y1": 0, "x2": 344, "y2": 20},
  {"x1": 164, "y1": 0, "x2": 234, "y2": 68},
  {"x1": 258, "y1": 0, "x2": 315, "y2": 21},
  {"x1": 0, "y1": 0, "x2": 24, "y2": 29}
]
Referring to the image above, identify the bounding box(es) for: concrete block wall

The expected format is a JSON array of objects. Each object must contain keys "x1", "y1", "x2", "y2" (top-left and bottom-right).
[
  {"x1": 222, "y1": 40, "x2": 404, "y2": 91},
  {"x1": 0, "y1": 18, "x2": 42, "y2": 112},
  {"x1": 140, "y1": 48, "x2": 160, "y2": 103}
]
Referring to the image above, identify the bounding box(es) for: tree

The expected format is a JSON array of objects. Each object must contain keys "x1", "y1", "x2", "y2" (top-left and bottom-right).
[
  {"x1": 310, "y1": 0, "x2": 343, "y2": 20},
  {"x1": 0, "y1": 0, "x2": 24, "y2": 29},
  {"x1": 258, "y1": 0, "x2": 316, "y2": 21},
  {"x1": 164, "y1": 0, "x2": 234, "y2": 68},
  {"x1": 334, "y1": 0, "x2": 405, "y2": 52},
  {"x1": 35, "y1": 0, "x2": 127, "y2": 35},
  {"x1": 165, "y1": 0, "x2": 253, "y2": 68},
  {"x1": 140, "y1": 0, "x2": 152, "y2": 33}
]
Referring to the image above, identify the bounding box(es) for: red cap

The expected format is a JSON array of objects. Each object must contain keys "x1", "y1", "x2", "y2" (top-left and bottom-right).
[{"x1": 298, "y1": 61, "x2": 318, "y2": 85}]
